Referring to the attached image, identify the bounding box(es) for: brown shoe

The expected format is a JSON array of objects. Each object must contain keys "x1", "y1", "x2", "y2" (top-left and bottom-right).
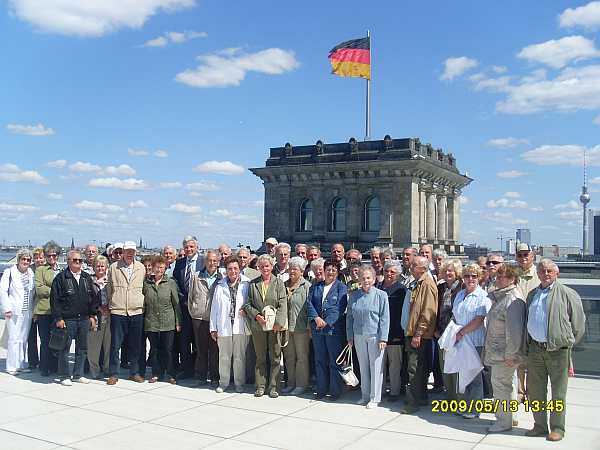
[
  {"x1": 107, "y1": 377, "x2": 118, "y2": 385},
  {"x1": 525, "y1": 427, "x2": 548, "y2": 437},
  {"x1": 168, "y1": 378, "x2": 177, "y2": 385},
  {"x1": 546, "y1": 432, "x2": 563, "y2": 442},
  {"x1": 129, "y1": 375, "x2": 145, "y2": 383}
]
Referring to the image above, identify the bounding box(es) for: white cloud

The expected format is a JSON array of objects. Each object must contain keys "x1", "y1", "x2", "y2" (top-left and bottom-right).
[
  {"x1": 521, "y1": 144, "x2": 600, "y2": 166},
  {"x1": 504, "y1": 191, "x2": 521, "y2": 198},
  {"x1": 440, "y1": 56, "x2": 478, "y2": 81},
  {"x1": 47, "y1": 192, "x2": 63, "y2": 200},
  {"x1": 186, "y1": 181, "x2": 220, "y2": 191},
  {"x1": 559, "y1": 1, "x2": 600, "y2": 31},
  {"x1": 470, "y1": 74, "x2": 512, "y2": 92},
  {"x1": 210, "y1": 209, "x2": 233, "y2": 217},
  {"x1": 6, "y1": 122, "x2": 54, "y2": 136},
  {"x1": 75, "y1": 200, "x2": 123, "y2": 212},
  {"x1": 492, "y1": 65, "x2": 508, "y2": 74},
  {"x1": 487, "y1": 198, "x2": 529, "y2": 209},
  {"x1": 154, "y1": 150, "x2": 168, "y2": 158},
  {"x1": 497, "y1": 170, "x2": 527, "y2": 178},
  {"x1": 554, "y1": 200, "x2": 580, "y2": 209},
  {"x1": 229, "y1": 214, "x2": 260, "y2": 224},
  {"x1": 175, "y1": 47, "x2": 300, "y2": 88},
  {"x1": 459, "y1": 196, "x2": 468, "y2": 205},
  {"x1": 167, "y1": 203, "x2": 201, "y2": 214},
  {"x1": 46, "y1": 159, "x2": 67, "y2": 168},
  {"x1": 159, "y1": 181, "x2": 182, "y2": 189},
  {"x1": 558, "y1": 210, "x2": 582, "y2": 219},
  {"x1": 487, "y1": 137, "x2": 530, "y2": 148},
  {"x1": 594, "y1": 114, "x2": 600, "y2": 125},
  {"x1": 89, "y1": 177, "x2": 148, "y2": 190},
  {"x1": 193, "y1": 160, "x2": 244, "y2": 175},
  {"x1": 142, "y1": 30, "x2": 206, "y2": 47},
  {"x1": 0, "y1": 163, "x2": 48, "y2": 184},
  {"x1": 105, "y1": 164, "x2": 136, "y2": 176},
  {"x1": 128, "y1": 148, "x2": 149, "y2": 156},
  {"x1": 514, "y1": 218, "x2": 529, "y2": 225},
  {"x1": 69, "y1": 161, "x2": 102, "y2": 173},
  {"x1": 9, "y1": 0, "x2": 196, "y2": 37},
  {"x1": 592, "y1": 176, "x2": 600, "y2": 184},
  {"x1": 517, "y1": 36, "x2": 600, "y2": 69},
  {"x1": 129, "y1": 200, "x2": 149, "y2": 208},
  {"x1": 0, "y1": 202, "x2": 38, "y2": 212}
]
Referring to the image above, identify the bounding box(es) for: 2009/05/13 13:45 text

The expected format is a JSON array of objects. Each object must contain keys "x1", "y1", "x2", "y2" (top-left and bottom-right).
[{"x1": 431, "y1": 399, "x2": 564, "y2": 413}]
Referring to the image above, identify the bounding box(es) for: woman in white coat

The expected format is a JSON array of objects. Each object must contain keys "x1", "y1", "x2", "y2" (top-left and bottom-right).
[
  {"x1": 0, "y1": 249, "x2": 35, "y2": 375},
  {"x1": 210, "y1": 256, "x2": 251, "y2": 393}
]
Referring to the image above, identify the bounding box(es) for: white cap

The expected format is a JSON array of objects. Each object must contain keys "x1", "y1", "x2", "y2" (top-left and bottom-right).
[
  {"x1": 265, "y1": 237, "x2": 278, "y2": 246},
  {"x1": 113, "y1": 242, "x2": 124, "y2": 250},
  {"x1": 123, "y1": 241, "x2": 137, "y2": 250}
]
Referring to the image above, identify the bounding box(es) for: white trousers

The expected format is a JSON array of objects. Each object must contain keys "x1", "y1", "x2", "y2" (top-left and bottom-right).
[
  {"x1": 354, "y1": 335, "x2": 385, "y2": 403},
  {"x1": 217, "y1": 334, "x2": 249, "y2": 388},
  {"x1": 6, "y1": 311, "x2": 32, "y2": 372}
]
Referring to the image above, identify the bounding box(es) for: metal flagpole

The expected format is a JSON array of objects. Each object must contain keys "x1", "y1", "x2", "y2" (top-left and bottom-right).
[{"x1": 365, "y1": 30, "x2": 371, "y2": 141}]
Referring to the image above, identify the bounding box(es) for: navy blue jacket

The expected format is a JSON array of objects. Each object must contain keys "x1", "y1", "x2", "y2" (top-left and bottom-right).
[
  {"x1": 307, "y1": 279, "x2": 348, "y2": 336},
  {"x1": 173, "y1": 255, "x2": 205, "y2": 305}
]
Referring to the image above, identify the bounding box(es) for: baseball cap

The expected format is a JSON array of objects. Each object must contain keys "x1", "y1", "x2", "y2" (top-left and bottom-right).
[
  {"x1": 265, "y1": 237, "x2": 278, "y2": 246},
  {"x1": 113, "y1": 242, "x2": 124, "y2": 250},
  {"x1": 123, "y1": 241, "x2": 137, "y2": 251},
  {"x1": 516, "y1": 243, "x2": 532, "y2": 252}
]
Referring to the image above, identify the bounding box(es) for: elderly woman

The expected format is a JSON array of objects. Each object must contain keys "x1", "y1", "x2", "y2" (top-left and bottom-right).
[
  {"x1": 346, "y1": 262, "x2": 361, "y2": 293},
  {"x1": 309, "y1": 257, "x2": 325, "y2": 284},
  {"x1": 307, "y1": 260, "x2": 348, "y2": 400},
  {"x1": 0, "y1": 249, "x2": 35, "y2": 375},
  {"x1": 27, "y1": 246, "x2": 45, "y2": 371},
  {"x1": 34, "y1": 240, "x2": 61, "y2": 376},
  {"x1": 210, "y1": 256, "x2": 251, "y2": 393},
  {"x1": 435, "y1": 258, "x2": 463, "y2": 401},
  {"x1": 143, "y1": 256, "x2": 181, "y2": 384},
  {"x1": 242, "y1": 254, "x2": 287, "y2": 398},
  {"x1": 347, "y1": 265, "x2": 390, "y2": 408},
  {"x1": 485, "y1": 263, "x2": 526, "y2": 433},
  {"x1": 281, "y1": 256, "x2": 311, "y2": 395},
  {"x1": 376, "y1": 260, "x2": 405, "y2": 401},
  {"x1": 87, "y1": 255, "x2": 111, "y2": 379},
  {"x1": 453, "y1": 263, "x2": 491, "y2": 419}
]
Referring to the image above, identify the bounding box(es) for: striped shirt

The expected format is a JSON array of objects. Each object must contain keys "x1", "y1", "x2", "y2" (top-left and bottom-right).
[
  {"x1": 21, "y1": 271, "x2": 30, "y2": 312},
  {"x1": 452, "y1": 285, "x2": 490, "y2": 347}
]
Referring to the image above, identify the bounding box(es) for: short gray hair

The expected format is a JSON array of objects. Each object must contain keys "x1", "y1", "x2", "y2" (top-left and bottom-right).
[
  {"x1": 310, "y1": 257, "x2": 324, "y2": 272},
  {"x1": 289, "y1": 256, "x2": 307, "y2": 271},
  {"x1": 275, "y1": 242, "x2": 291, "y2": 254},
  {"x1": 538, "y1": 258, "x2": 559, "y2": 273},
  {"x1": 432, "y1": 249, "x2": 447, "y2": 259},
  {"x1": 16, "y1": 248, "x2": 33, "y2": 261},
  {"x1": 382, "y1": 248, "x2": 396, "y2": 259},
  {"x1": 370, "y1": 246, "x2": 382, "y2": 255},
  {"x1": 359, "y1": 264, "x2": 376, "y2": 279},
  {"x1": 67, "y1": 249, "x2": 82, "y2": 260},
  {"x1": 413, "y1": 256, "x2": 429, "y2": 268},
  {"x1": 43, "y1": 240, "x2": 62, "y2": 256},
  {"x1": 237, "y1": 247, "x2": 250, "y2": 257},
  {"x1": 162, "y1": 245, "x2": 176, "y2": 255},
  {"x1": 205, "y1": 249, "x2": 220, "y2": 259},
  {"x1": 383, "y1": 260, "x2": 401, "y2": 272},
  {"x1": 182, "y1": 235, "x2": 197, "y2": 247}
]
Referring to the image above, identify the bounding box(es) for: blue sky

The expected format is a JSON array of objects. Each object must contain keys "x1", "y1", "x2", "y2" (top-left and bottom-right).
[{"x1": 1, "y1": 0, "x2": 599, "y2": 250}]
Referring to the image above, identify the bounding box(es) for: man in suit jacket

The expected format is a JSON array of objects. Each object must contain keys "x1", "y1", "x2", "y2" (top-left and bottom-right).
[{"x1": 172, "y1": 235, "x2": 205, "y2": 378}]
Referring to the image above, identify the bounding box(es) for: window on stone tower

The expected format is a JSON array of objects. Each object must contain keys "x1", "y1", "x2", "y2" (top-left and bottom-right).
[
  {"x1": 364, "y1": 196, "x2": 380, "y2": 232},
  {"x1": 329, "y1": 197, "x2": 346, "y2": 232},
  {"x1": 299, "y1": 198, "x2": 313, "y2": 232}
]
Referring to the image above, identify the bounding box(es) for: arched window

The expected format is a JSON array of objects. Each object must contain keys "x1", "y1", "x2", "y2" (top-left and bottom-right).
[
  {"x1": 364, "y1": 196, "x2": 380, "y2": 232},
  {"x1": 329, "y1": 197, "x2": 346, "y2": 232},
  {"x1": 298, "y1": 199, "x2": 313, "y2": 232}
]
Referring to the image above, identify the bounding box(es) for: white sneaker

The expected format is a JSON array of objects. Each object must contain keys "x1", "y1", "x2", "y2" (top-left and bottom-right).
[
  {"x1": 356, "y1": 398, "x2": 368, "y2": 405},
  {"x1": 366, "y1": 402, "x2": 378, "y2": 409},
  {"x1": 6, "y1": 370, "x2": 19, "y2": 376},
  {"x1": 462, "y1": 413, "x2": 478, "y2": 419},
  {"x1": 61, "y1": 378, "x2": 73, "y2": 386},
  {"x1": 73, "y1": 377, "x2": 90, "y2": 384},
  {"x1": 291, "y1": 387, "x2": 305, "y2": 395},
  {"x1": 215, "y1": 386, "x2": 224, "y2": 393},
  {"x1": 281, "y1": 386, "x2": 295, "y2": 394}
]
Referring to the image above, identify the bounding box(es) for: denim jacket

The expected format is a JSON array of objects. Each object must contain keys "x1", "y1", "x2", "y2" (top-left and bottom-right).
[{"x1": 307, "y1": 279, "x2": 348, "y2": 336}]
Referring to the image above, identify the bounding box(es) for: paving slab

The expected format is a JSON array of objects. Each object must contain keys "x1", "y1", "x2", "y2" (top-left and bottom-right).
[
  {"x1": 215, "y1": 392, "x2": 314, "y2": 416},
  {"x1": 20, "y1": 382, "x2": 136, "y2": 407},
  {"x1": 345, "y1": 429, "x2": 478, "y2": 450},
  {"x1": 0, "y1": 394, "x2": 67, "y2": 425},
  {"x1": 0, "y1": 429, "x2": 58, "y2": 450}
]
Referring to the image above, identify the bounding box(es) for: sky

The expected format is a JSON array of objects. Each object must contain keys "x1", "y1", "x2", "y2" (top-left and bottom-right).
[{"x1": 1, "y1": 0, "x2": 600, "y2": 251}]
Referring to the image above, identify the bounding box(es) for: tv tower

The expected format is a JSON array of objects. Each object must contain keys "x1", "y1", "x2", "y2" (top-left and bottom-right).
[{"x1": 580, "y1": 148, "x2": 591, "y2": 254}]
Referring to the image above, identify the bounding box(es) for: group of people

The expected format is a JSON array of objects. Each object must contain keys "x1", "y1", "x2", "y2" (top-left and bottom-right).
[{"x1": 0, "y1": 237, "x2": 586, "y2": 443}]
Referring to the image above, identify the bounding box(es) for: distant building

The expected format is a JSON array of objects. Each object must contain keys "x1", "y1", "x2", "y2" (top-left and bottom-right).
[
  {"x1": 538, "y1": 245, "x2": 581, "y2": 259},
  {"x1": 464, "y1": 245, "x2": 490, "y2": 260},
  {"x1": 505, "y1": 238, "x2": 516, "y2": 255},
  {"x1": 516, "y1": 228, "x2": 531, "y2": 246},
  {"x1": 587, "y1": 210, "x2": 600, "y2": 255},
  {"x1": 250, "y1": 136, "x2": 472, "y2": 253}
]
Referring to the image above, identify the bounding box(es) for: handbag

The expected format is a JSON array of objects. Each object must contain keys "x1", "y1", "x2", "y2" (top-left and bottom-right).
[
  {"x1": 49, "y1": 327, "x2": 69, "y2": 351},
  {"x1": 261, "y1": 305, "x2": 276, "y2": 331},
  {"x1": 336, "y1": 344, "x2": 359, "y2": 387}
]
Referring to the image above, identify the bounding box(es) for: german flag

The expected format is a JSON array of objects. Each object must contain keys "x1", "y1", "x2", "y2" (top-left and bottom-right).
[{"x1": 328, "y1": 37, "x2": 371, "y2": 80}]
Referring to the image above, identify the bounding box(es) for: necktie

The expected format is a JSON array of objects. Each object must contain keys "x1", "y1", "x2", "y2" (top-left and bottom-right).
[{"x1": 185, "y1": 259, "x2": 193, "y2": 290}]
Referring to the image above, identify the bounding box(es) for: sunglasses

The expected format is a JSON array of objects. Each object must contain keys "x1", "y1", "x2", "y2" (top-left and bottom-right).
[
  {"x1": 486, "y1": 261, "x2": 502, "y2": 266},
  {"x1": 463, "y1": 274, "x2": 479, "y2": 279},
  {"x1": 113, "y1": 250, "x2": 123, "y2": 255},
  {"x1": 71, "y1": 258, "x2": 83, "y2": 263},
  {"x1": 47, "y1": 254, "x2": 58, "y2": 258}
]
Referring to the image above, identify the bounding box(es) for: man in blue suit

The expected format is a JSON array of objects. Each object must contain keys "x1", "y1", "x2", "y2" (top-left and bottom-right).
[{"x1": 172, "y1": 235, "x2": 204, "y2": 379}]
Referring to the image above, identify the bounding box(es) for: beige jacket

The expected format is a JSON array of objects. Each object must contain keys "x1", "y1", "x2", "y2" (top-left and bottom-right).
[
  {"x1": 517, "y1": 265, "x2": 540, "y2": 299},
  {"x1": 107, "y1": 260, "x2": 146, "y2": 316},
  {"x1": 405, "y1": 272, "x2": 438, "y2": 338}
]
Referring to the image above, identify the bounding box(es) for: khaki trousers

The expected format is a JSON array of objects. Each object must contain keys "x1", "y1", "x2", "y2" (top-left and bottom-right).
[
  {"x1": 217, "y1": 334, "x2": 249, "y2": 388},
  {"x1": 251, "y1": 329, "x2": 282, "y2": 390},
  {"x1": 383, "y1": 344, "x2": 403, "y2": 396},
  {"x1": 282, "y1": 331, "x2": 310, "y2": 389},
  {"x1": 491, "y1": 363, "x2": 516, "y2": 427},
  {"x1": 87, "y1": 315, "x2": 111, "y2": 378}
]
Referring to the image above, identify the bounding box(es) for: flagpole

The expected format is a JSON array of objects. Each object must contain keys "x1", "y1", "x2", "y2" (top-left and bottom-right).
[{"x1": 365, "y1": 30, "x2": 371, "y2": 141}]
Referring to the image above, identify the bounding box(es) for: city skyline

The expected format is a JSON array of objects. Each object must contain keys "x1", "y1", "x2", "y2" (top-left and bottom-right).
[{"x1": 1, "y1": 1, "x2": 599, "y2": 249}]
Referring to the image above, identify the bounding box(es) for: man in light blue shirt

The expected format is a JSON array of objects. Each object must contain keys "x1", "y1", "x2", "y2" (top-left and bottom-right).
[{"x1": 526, "y1": 284, "x2": 551, "y2": 343}]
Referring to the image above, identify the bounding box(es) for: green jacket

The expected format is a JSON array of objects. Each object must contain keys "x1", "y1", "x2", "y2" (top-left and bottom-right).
[
  {"x1": 286, "y1": 277, "x2": 311, "y2": 332},
  {"x1": 525, "y1": 281, "x2": 586, "y2": 352},
  {"x1": 242, "y1": 276, "x2": 288, "y2": 332},
  {"x1": 143, "y1": 276, "x2": 181, "y2": 332},
  {"x1": 34, "y1": 264, "x2": 58, "y2": 315}
]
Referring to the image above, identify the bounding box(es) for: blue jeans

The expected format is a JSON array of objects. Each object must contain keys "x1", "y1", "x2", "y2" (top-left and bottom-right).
[
  {"x1": 58, "y1": 317, "x2": 89, "y2": 379},
  {"x1": 109, "y1": 314, "x2": 144, "y2": 377},
  {"x1": 312, "y1": 333, "x2": 345, "y2": 397}
]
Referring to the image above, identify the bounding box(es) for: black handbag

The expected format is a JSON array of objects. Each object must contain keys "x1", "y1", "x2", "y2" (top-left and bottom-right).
[{"x1": 49, "y1": 327, "x2": 69, "y2": 351}]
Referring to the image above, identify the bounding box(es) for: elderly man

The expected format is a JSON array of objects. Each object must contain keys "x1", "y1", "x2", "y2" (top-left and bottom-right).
[
  {"x1": 218, "y1": 244, "x2": 232, "y2": 276},
  {"x1": 82, "y1": 244, "x2": 98, "y2": 275},
  {"x1": 238, "y1": 248, "x2": 260, "y2": 280},
  {"x1": 189, "y1": 249, "x2": 222, "y2": 386},
  {"x1": 331, "y1": 243, "x2": 347, "y2": 270},
  {"x1": 172, "y1": 236, "x2": 205, "y2": 379},
  {"x1": 370, "y1": 247, "x2": 384, "y2": 283},
  {"x1": 273, "y1": 242, "x2": 291, "y2": 282},
  {"x1": 304, "y1": 246, "x2": 321, "y2": 281},
  {"x1": 50, "y1": 250, "x2": 98, "y2": 385},
  {"x1": 400, "y1": 255, "x2": 438, "y2": 414},
  {"x1": 484, "y1": 253, "x2": 504, "y2": 293},
  {"x1": 295, "y1": 243, "x2": 308, "y2": 259},
  {"x1": 106, "y1": 241, "x2": 146, "y2": 385},
  {"x1": 265, "y1": 237, "x2": 278, "y2": 256},
  {"x1": 525, "y1": 259, "x2": 585, "y2": 442},
  {"x1": 110, "y1": 243, "x2": 124, "y2": 264},
  {"x1": 346, "y1": 248, "x2": 362, "y2": 265},
  {"x1": 431, "y1": 249, "x2": 447, "y2": 282},
  {"x1": 162, "y1": 245, "x2": 177, "y2": 278},
  {"x1": 400, "y1": 247, "x2": 416, "y2": 284}
]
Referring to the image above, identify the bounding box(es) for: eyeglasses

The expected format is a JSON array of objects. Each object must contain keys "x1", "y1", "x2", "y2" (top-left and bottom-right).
[
  {"x1": 463, "y1": 274, "x2": 479, "y2": 279},
  {"x1": 71, "y1": 259, "x2": 83, "y2": 263},
  {"x1": 516, "y1": 253, "x2": 530, "y2": 258},
  {"x1": 486, "y1": 261, "x2": 502, "y2": 266},
  {"x1": 21, "y1": 257, "x2": 32, "y2": 262},
  {"x1": 113, "y1": 250, "x2": 123, "y2": 255},
  {"x1": 47, "y1": 254, "x2": 58, "y2": 258}
]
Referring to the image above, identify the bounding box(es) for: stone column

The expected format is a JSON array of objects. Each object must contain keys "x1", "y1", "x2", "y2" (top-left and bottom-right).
[
  {"x1": 453, "y1": 194, "x2": 461, "y2": 243},
  {"x1": 437, "y1": 194, "x2": 447, "y2": 242},
  {"x1": 419, "y1": 189, "x2": 426, "y2": 241},
  {"x1": 447, "y1": 196, "x2": 455, "y2": 242},
  {"x1": 426, "y1": 192, "x2": 436, "y2": 241}
]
